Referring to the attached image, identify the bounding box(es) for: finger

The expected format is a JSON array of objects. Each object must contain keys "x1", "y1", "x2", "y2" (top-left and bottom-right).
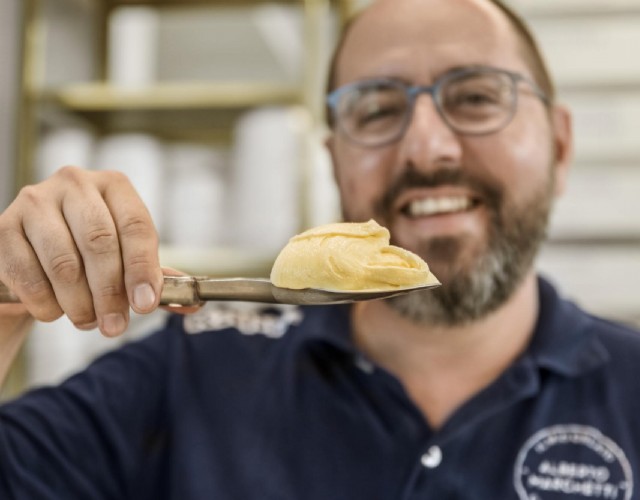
[
  {"x1": 0, "y1": 303, "x2": 31, "y2": 319},
  {"x1": 21, "y1": 196, "x2": 98, "y2": 330},
  {"x1": 0, "y1": 201, "x2": 63, "y2": 323},
  {"x1": 59, "y1": 171, "x2": 130, "y2": 337},
  {"x1": 102, "y1": 172, "x2": 163, "y2": 315}
]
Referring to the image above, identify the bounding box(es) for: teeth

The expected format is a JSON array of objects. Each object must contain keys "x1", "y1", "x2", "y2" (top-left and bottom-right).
[{"x1": 408, "y1": 196, "x2": 472, "y2": 217}]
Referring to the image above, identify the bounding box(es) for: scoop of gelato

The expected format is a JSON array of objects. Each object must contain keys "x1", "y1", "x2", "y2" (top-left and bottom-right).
[{"x1": 270, "y1": 219, "x2": 438, "y2": 291}]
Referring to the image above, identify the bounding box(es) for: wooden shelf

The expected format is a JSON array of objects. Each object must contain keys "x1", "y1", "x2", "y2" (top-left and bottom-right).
[
  {"x1": 515, "y1": 2, "x2": 640, "y2": 19},
  {"x1": 557, "y1": 80, "x2": 640, "y2": 94},
  {"x1": 33, "y1": 82, "x2": 304, "y2": 137},
  {"x1": 36, "y1": 81, "x2": 302, "y2": 111},
  {"x1": 108, "y1": 0, "x2": 346, "y2": 7},
  {"x1": 110, "y1": 0, "x2": 303, "y2": 5}
]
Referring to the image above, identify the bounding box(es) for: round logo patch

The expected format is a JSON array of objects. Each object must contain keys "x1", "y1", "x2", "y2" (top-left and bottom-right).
[{"x1": 514, "y1": 425, "x2": 633, "y2": 499}]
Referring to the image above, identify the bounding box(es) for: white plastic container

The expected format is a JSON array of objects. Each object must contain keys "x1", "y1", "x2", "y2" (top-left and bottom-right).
[{"x1": 164, "y1": 143, "x2": 228, "y2": 247}]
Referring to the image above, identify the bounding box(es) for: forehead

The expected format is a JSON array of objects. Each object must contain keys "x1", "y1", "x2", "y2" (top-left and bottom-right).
[{"x1": 335, "y1": 0, "x2": 525, "y2": 85}]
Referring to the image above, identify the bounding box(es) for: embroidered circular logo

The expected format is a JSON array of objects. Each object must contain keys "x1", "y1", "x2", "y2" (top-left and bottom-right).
[{"x1": 514, "y1": 425, "x2": 633, "y2": 500}]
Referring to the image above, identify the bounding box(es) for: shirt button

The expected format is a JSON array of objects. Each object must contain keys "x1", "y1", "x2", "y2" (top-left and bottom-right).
[{"x1": 421, "y1": 446, "x2": 442, "y2": 469}]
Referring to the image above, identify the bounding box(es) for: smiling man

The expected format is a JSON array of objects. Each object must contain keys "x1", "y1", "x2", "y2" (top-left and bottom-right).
[
  {"x1": 1, "y1": 0, "x2": 639, "y2": 498},
  {"x1": 327, "y1": 0, "x2": 570, "y2": 328},
  {"x1": 324, "y1": 0, "x2": 575, "y2": 429}
]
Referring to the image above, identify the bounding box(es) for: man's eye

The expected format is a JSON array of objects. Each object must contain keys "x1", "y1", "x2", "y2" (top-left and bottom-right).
[
  {"x1": 450, "y1": 91, "x2": 499, "y2": 106},
  {"x1": 355, "y1": 105, "x2": 404, "y2": 126}
]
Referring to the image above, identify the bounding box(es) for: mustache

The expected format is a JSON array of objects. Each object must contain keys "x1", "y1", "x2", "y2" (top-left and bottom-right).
[{"x1": 375, "y1": 166, "x2": 503, "y2": 217}]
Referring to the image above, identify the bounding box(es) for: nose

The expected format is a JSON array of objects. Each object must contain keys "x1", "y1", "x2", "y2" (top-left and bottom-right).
[{"x1": 397, "y1": 93, "x2": 463, "y2": 173}]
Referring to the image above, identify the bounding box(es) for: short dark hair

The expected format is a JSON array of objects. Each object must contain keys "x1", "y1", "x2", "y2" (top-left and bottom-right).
[{"x1": 325, "y1": 0, "x2": 555, "y2": 126}]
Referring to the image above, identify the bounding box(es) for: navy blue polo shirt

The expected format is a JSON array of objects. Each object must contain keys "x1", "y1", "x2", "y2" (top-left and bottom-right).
[{"x1": 1, "y1": 277, "x2": 639, "y2": 499}]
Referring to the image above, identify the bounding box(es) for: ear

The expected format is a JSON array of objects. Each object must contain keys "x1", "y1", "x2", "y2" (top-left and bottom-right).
[{"x1": 550, "y1": 104, "x2": 573, "y2": 197}]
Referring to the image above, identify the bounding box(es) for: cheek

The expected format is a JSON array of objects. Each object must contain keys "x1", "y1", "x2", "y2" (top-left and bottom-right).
[
  {"x1": 334, "y1": 142, "x2": 397, "y2": 218},
  {"x1": 468, "y1": 111, "x2": 554, "y2": 192}
]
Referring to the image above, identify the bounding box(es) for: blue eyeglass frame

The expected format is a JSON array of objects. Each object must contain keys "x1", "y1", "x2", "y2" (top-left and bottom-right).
[{"x1": 326, "y1": 65, "x2": 550, "y2": 147}]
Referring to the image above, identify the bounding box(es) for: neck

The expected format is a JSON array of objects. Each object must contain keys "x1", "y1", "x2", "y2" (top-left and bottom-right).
[{"x1": 352, "y1": 272, "x2": 539, "y2": 429}]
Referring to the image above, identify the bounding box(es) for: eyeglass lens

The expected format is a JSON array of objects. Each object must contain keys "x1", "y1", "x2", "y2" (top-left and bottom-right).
[{"x1": 336, "y1": 71, "x2": 517, "y2": 146}]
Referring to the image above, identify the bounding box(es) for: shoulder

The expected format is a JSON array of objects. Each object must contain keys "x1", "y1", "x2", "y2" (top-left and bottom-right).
[
  {"x1": 534, "y1": 276, "x2": 640, "y2": 380},
  {"x1": 573, "y1": 309, "x2": 640, "y2": 386},
  {"x1": 586, "y1": 313, "x2": 640, "y2": 357},
  {"x1": 538, "y1": 275, "x2": 640, "y2": 353}
]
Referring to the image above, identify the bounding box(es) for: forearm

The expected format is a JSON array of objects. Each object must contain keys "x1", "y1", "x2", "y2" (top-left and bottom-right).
[{"x1": 0, "y1": 308, "x2": 33, "y2": 386}]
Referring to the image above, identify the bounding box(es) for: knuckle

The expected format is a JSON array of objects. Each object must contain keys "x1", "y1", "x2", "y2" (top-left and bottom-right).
[
  {"x1": 105, "y1": 170, "x2": 128, "y2": 183},
  {"x1": 119, "y1": 215, "x2": 155, "y2": 239},
  {"x1": 49, "y1": 253, "x2": 83, "y2": 284},
  {"x1": 84, "y1": 226, "x2": 119, "y2": 254},
  {"x1": 55, "y1": 166, "x2": 94, "y2": 192},
  {"x1": 20, "y1": 278, "x2": 52, "y2": 300},
  {"x1": 56, "y1": 165, "x2": 85, "y2": 181},
  {"x1": 96, "y1": 283, "x2": 125, "y2": 300},
  {"x1": 17, "y1": 184, "x2": 43, "y2": 206},
  {"x1": 97, "y1": 169, "x2": 129, "y2": 188},
  {"x1": 126, "y1": 252, "x2": 158, "y2": 272}
]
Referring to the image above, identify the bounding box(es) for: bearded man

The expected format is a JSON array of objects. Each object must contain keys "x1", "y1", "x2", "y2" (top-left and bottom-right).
[{"x1": 1, "y1": 0, "x2": 639, "y2": 498}]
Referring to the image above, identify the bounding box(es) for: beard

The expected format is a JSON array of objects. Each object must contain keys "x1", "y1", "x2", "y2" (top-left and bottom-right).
[{"x1": 361, "y1": 164, "x2": 556, "y2": 327}]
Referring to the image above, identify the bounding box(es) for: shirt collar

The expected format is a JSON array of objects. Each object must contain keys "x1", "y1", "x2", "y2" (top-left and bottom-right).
[
  {"x1": 295, "y1": 276, "x2": 610, "y2": 378},
  {"x1": 523, "y1": 276, "x2": 609, "y2": 377},
  {"x1": 296, "y1": 303, "x2": 355, "y2": 353}
]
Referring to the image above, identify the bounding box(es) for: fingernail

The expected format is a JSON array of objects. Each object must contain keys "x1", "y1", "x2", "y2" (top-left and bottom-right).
[
  {"x1": 75, "y1": 321, "x2": 98, "y2": 331},
  {"x1": 102, "y1": 313, "x2": 126, "y2": 337},
  {"x1": 133, "y1": 283, "x2": 156, "y2": 311}
]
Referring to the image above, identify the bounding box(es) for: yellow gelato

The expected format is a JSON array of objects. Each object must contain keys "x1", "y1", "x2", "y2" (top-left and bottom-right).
[{"x1": 270, "y1": 219, "x2": 438, "y2": 291}]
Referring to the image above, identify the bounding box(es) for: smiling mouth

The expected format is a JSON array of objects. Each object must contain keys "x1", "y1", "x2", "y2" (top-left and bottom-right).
[{"x1": 402, "y1": 196, "x2": 480, "y2": 218}]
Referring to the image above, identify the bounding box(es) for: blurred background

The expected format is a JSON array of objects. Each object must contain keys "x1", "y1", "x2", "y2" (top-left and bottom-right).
[{"x1": 0, "y1": 0, "x2": 638, "y2": 394}]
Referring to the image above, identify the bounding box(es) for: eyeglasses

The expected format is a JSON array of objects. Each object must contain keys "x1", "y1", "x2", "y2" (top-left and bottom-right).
[{"x1": 326, "y1": 66, "x2": 549, "y2": 148}]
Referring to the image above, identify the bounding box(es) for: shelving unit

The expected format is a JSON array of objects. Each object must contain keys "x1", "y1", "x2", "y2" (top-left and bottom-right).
[
  {"x1": 2, "y1": 0, "x2": 360, "y2": 396},
  {"x1": 7, "y1": 0, "x2": 639, "y2": 397},
  {"x1": 16, "y1": 0, "x2": 356, "y2": 277}
]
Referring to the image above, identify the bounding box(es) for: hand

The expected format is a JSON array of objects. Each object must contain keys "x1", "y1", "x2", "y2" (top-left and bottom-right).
[{"x1": 0, "y1": 166, "x2": 164, "y2": 337}]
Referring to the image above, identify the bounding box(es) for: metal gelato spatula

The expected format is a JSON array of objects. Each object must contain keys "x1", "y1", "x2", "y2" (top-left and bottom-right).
[{"x1": 0, "y1": 275, "x2": 440, "y2": 307}]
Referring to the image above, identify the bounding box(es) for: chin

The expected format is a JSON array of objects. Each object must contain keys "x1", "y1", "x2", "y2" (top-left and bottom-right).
[
  {"x1": 386, "y1": 195, "x2": 552, "y2": 326},
  {"x1": 387, "y1": 239, "x2": 528, "y2": 327},
  {"x1": 395, "y1": 232, "x2": 482, "y2": 280}
]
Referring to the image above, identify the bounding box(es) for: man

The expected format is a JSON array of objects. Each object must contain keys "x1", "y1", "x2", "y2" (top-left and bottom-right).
[{"x1": 1, "y1": 0, "x2": 639, "y2": 498}]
